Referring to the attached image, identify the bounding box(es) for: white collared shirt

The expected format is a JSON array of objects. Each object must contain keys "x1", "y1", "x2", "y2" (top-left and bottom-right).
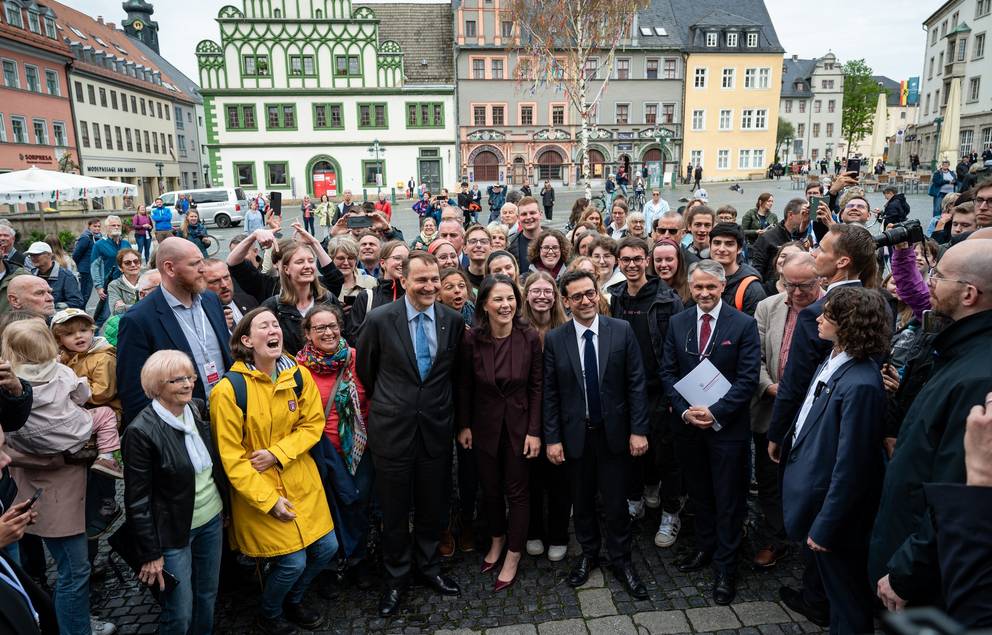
[
  {"x1": 826, "y1": 279, "x2": 860, "y2": 293},
  {"x1": 226, "y1": 301, "x2": 244, "y2": 327},
  {"x1": 573, "y1": 315, "x2": 600, "y2": 417},
  {"x1": 695, "y1": 300, "x2": 722, "y2": 355},
  {"x1": 793, "y1": 350, "x2": 853, "y2": 441}
]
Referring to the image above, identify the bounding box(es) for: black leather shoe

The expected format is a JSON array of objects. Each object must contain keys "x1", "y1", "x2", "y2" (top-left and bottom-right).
[
  {"x1": 256, "y1": 615, "x2": 299, "y2": 635},
  {"x1": 779, "y1": 586, "x2": 830, "y2": 627},
  {"x1": 567, "y1": 555, "x2": 598, "y2": 587},
  {"x1": 713, "y1": 572, "x2": 736, "y2": 606},
  {"x1": 378, "y1": 587, "x2": 404, "y2": 617},
  {"x1": 283, "y1": 602, "x2": 323, "y2": 630},
  {"x1": 613, "y1": 562, "x2": 649, "y2": 600},
  {"x1": 416, "y1": 573, "x2": 461, "y2": 596},
  {"x1": 676, "y1": 550, "x2": 712, "y2": 572}
]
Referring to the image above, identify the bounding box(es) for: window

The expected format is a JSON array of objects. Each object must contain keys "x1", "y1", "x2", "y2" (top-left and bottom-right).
[
  {"x1": 663, "y1": 58, "x2": 677, "y2": 79},
  {"x1": 44, "y1": 16, "x2": 55, "y2": 38},
  {"x1": 110, "y1": 91, "x2": 118, "y2": 110},
  {"x1": 645, "y1": 103, "x2": 657, "y2": 124},
  {"x1": 661, "y1": 103, "x2": 675, "y2": 124},
  {"x1": 979, "y1": 0, "x2": 991, "y2": 17},
  {"x1": 958, "y1": 37, "x2": 968, "y2": 61},
  {"x1": 92, "y1": 123, "x2": 101, "y2": 149},
  {"x1": 32, "y1": 118, "x2": 47, "y2": 144},
  {"x1": 106, "y1": 126, "x2": 115, "y2": 150},
  {"x1": 691, "y1": 109, "x2": 704, "y2": 130},
  {"x1": 234, "y1": 162, "x2": 256, "y2": 188},
  {"x1": 798, "y1": 100, "x2": 806, "y2": 113},
  {"x1": 942, "y1": 20, "x2": 947, "y2": 36},
  {"x1": 785, "y1": 100, "x2": 793, "y2": 113},
  {"x1": 722, "y1": 68, "x2": 734, "y2": 88},
  {"x1": 74, "y1": 81, "x2": 83, "y2": 101},
  {"x1": 584, "y1": 58, "x2": 599, "y2": 80},
  {"x1": 759, "y1": 68, "x2": 770, "y2": 88},
  {"x1": 501, "y1": 21, "x2": 512, "y2": 38},
  {"x1": 953, "y1": 11, "x2": 959, "y2": 27},
  {"x1": 157, "y1": 102, "x2": 163, "y2": 119},
  {"x1": 744, "y1": 68, "x2": 756, "y2": 88},
  {"x1": 24, "y1": 65, "x2": 39, "y2": 92},
  {"x1": 646, "y1": 59, "x2": 658, "y2": 79},
  {"x1": 492, "y1": 105, "x2": 505, "y2": 126},
  {"x1": 406, "y1": 102, "x2": 444, "y2": 128},
  {"x1": 827, "y1": 99, "x2": 836, "y2": 113},
  {"x1": 694, "y1": 67, "x2": 707, "y2": 88},
  {"x1": 738, "y1": 149, "x2": 751, "y2": 169},
  {"x1": 976, "y1": 33, "x2": 986, "y2": 59},
  {"x1": 333, "y1": 55, "x2": 360, "y2": 77},
  {"x1": 175, "y1": 106, "x2": 183, "y2": 128},
  {"x1": 5, "y1": 3, "x2": 22, "y2": 28},
  {"x1": 265, "y1": 162, "x2": 289, "y2": 188},
  {"x1": 289, "y1": 54, "x2": 316, "y2": 76},
  {"x1": 939, "y1": 51, "x2": 944, "y2": 72},
  {"x1": 811, "y1": 148, "x2": 819, "y2": 161},
  {"x1": 822, "y1": 79, "x2": 835, "y2": 89},
  {"x1": 616, "y1": 104, "x2": 630, "y2": 125},
  {"x1": 746, "y1": 32, "x2": 758, "y2": 47},
  {"x1": 797, "y1": 123, "x2": 805, "y2": 136},
  {"x1": 826, "y1": 123, "x2": 834, "y2": 136},
  {"x1": 932, "y1": 28, "x2": 938, "y2": 45},
  {"x1": 313, "y1": 103, "x2": 344, "y2": 129},
  {"x1": 960, "y1": 129, "x2": 975, "y2": 156},
  {"x1": 983, "y1": 127, "x2": 992, "y2": 149},
  {"x1": 813, "y1": 123, "x2": 821, "y2": 138},
  {"x1": 2, "y1": 60, "x2": 17, "y2": 88},
  {"x1": 265, "y1": 104, "x2": 297, "y2": 130},
  {"x1": 726, "y1": 32, "x2": 738, "y2": 47},
  {"x1": 140, "y1": 98, "x2": 146, "y2": 115},
  {"x1": 225, "y1": 104, "x2": 257, "y2": 130},
  {"x1": 706, "y1": 32, "x2": 718, "y2": 47},
  {"x1": 362, "y1": 160, "x2": 385, "y2": 187},
  {"x1": 125, "y1": 128, "x2": 133, "y2": 152},
  {"x1": 969, "y1": 77, "x2": 981, "y2": 101},
  {"x1": 98, "y1": 87, "x2": 107, "y2": 107},
  {"x1": 741, "y1": 109, "x2": 754, "y2": 129},
  {"x1": 465, "y1": 20, "x2": 477, "y2": 37},
  {"x1": 26, "y1": 12, "x2": 40, "y2": 33},
  {"x1": 753, "y1": 149, "x2": 765, "y2": 168},
  {"x1": 491, "y1": 59, "x2": 504, "y2": 80},
  {"x1": 114, "y1": 126, "x2": 123, "y2": 151},
  {"x1": 520, "y1": 105, "x2": 534, "y2": 125},
  {"x1": 131, "y1": 96, "x2": 137, "y2": 112},
  {"x1": 690, "y1": 150, "x2": 702, "y2": 167},
  {"x1": 160, "y1": 132, "x2": 166, "y2": 153},
  {"x1": 814, "y1": 100, "x2": 821, "y2": 113},
  {"x1": 9, "y1": 117, "x2": 25, "y2": 143},
  {"x1": 472, "y1": 59, "x2": 485, "y2": 79},
  {"x1": 143, "y1": 130, "x2": 150, "y2": 153},
  {"x1": 473, "y1": 105, "x2": 486, "y2": 126},
  {"x1": 552, "y1": 104, "x2": 565, "y2": 125},
  {"x1": 717, "y1": 149, "x2": 729, "y2": 169},
  {"x1": 242, "y1": 54, "x2": 270, "y2": 76},
  {"x1": 79, "y1": 121, "x2": 89, "y2": 147},
  {"x1": 358, "y1": 103, "x2": 387, "y2": 128},
  {"x1": 134, "y1": 128, "x2": 142, "y2": 152},
  {"x1": 929, "y1": 57, "x2": 935, "y2": 79},
  {"x1": 935, "y1": 89, "x2": 940, "y2": 111},
  {"x1": 616, "y1": 58, "x2": 630, "y2": 80},
  {"x1": 755, "y1": 109, "x2": 767, "y2": 129},
  {"x1": 719, "y1": 109, "x2": 731, "y2": 130}
]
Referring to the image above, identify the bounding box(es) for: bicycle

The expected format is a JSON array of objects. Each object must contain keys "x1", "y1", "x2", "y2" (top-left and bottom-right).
[
  {"x1": 630, "y1": 190, "x2": 646, "y2": 212},
  {"x1": 590, "y1": 192, "x2": 608, "y2": 213}
]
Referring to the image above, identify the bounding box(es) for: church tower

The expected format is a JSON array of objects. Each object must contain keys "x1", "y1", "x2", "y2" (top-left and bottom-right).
[{"x1": 121, "y1": 0, "x2": 159, "y2": 54}]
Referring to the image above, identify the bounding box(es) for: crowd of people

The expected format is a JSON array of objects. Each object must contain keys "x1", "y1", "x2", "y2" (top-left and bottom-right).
[{"x1": 1, "y1": 168, "x2": 992, "y2": 635}]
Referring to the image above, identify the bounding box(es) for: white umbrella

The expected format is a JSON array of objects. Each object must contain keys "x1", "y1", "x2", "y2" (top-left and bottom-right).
[
  {"x1": 938, "y1": 78, "x2": 962, "y2": 163},
  {"x1": 0, "y1": 166, "x2": 137, "y2": 204},
  {"x1": 869, "y1": 91, "x2": 888, "y2": 165}
]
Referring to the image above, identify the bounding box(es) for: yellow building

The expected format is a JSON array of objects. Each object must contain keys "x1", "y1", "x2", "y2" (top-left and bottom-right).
[{"x1": 672, "y1": 5, "x2": 784, "y2": 182}]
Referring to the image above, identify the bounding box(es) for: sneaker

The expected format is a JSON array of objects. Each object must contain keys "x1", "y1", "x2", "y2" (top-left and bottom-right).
[
  {"x1": 526, "y1": 539, "x2": 545, "y2": 556},
  {"x1": 654, "y1": 511, "x2": 681, "y2": 548},
  {"x1": 547, "y1": 544, "x2": 568, "y2": 562},
  {"x1": 91, "y1": 457, "x2": 124, "y2": 479},
  {"x1": 643, "y1": 483, "x2": 661, "y2": 509},
  {"x1": 627, "y1": 498, "x2": 645, "y2": 520},
  {"x1": 90, "y1": 618, "x2": 117, "y2": 635}
]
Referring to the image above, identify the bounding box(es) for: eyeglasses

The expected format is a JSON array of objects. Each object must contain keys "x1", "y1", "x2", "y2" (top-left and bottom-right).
[
  {"x1": 122, "y1": 259, "x2": 141, "y2": 266},
  {"x1": 540, "y1": 245, "x2": 560, "y2": 253},
  {"x1": 309, "y1": 323, "x2": 340, "y2": 334},
  {"x1": 619, "y1": 256, "x2": 645, "y2": 265},
  {"x1": 165, "y1": 375, "x2": 195, "y2": 385},
  {"x1": 783, "y1": 280, "x2": 820, "y2": 292},
  {"x1": 654, "y1": 227, "x2": 680, "y2": 235},
  {"x1": 975, "y1": 196, "x2": 992, "y2": 207},
  {"x1": 928, "y1": 268, "x2": 983, "y2": 293},
  {"x1": 467, "y1": 238, "x2": 491, "y2": 246},
  {"x1": 528, "y1": 288, "x2": 554, "y2": 297},
  {"x1": 566, "y1": 289, "x2": 599, "y2": 303}
]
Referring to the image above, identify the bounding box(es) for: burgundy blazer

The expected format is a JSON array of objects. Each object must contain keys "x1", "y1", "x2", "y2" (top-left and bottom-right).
[{"x1": 456, "y1": 324, "x2": 543, "y2": 458}]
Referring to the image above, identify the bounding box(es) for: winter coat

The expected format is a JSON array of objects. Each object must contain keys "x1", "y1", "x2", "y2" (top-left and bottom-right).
[
  {"x1": 61, "y1": 337, "x2": 121, "y2": 416},
  {"x1": 881, "y1": 193, "x2": 911, "y2": 226},
  {"x1": 740, "y1": 209, "x2": 780, "y2": 243}
]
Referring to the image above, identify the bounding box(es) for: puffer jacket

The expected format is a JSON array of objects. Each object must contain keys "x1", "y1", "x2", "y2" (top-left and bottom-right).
[
  {"x1": 7, "y1": 361, "x2": 92, "y2": 455},
  {"x1": 209, "y1": 357, "x2": 333, "y2": 558},
  {"x1": 61, "y1": 337, "x2": 121, "y2": 417}
]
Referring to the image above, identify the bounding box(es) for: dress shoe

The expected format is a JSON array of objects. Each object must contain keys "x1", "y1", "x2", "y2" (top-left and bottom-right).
[
  {"x1": 676, "y1": 550, "x2": 712, "y2": 572},
  {"x1": 779, "y1": 586, "x2": 830, "y2": 627},
  {"x1": 283, "y1": 602, "x2": 323, "y2": 630},
  {"x1": 378, "y1": 587, "x2": 404, "y2": 617},
  {"x1": 753, "y1": 544, "x2": 790, "y2": 568},
  {"x1": 612, "y1": 562, "x2": 649, "y2": 600},
  {"x1": 458, "y1": 524, "x2": 475, "y2": 553},
  {"x1": 493, "y1": 569, "x2": 517, "y2": 592},
  {"x1": 417, "y1": 573, "x2": 461, "y2": 596},
  {"x1": 256, "y1": 615, "x2": 298, "y2": 635},
  {"x1": 713, "y1": 572, "x2": 736, "y2": 606},
  {"x1": 481, "y1": 557, "x2": 500, "y2": 574},
  {"x1": 439, "y1": 528, "x2": 455, "y2": 558},
  {"x1": 566, "y1": 555, "x2": 598, "y2": 587}
]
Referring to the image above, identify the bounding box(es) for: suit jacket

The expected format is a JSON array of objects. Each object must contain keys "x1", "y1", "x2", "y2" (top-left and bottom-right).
[
  {"x1": 660, "y1": 303, "x2": 761, "y2": 442},
  {"x1": 0, "y1": 552, "x2": 55, "y2": 635},
  {"x1": 768, "y1": 281, "x2": 863, "y2": 444},
  {"x1": 542, "y1": 316, "x2": 649, "y2": 460},
  {"x1": 117, "y1": 287, "x2": 233, "y2": 425},
  {"x1": 456, "y1": 324, "x2": 542, "y2": 458},
  {"x1": 781, "y1": 357, "x2": 886, "y2": 549},
  {"x1": 751, "y1": 293, "x2": 790, "y2": 434},
  {"x1": 232, "y1": 290, "x2": 259, "y2": 315},
  {"x1": 355, "y1": 299, "x2": 464, "y2": 460}
]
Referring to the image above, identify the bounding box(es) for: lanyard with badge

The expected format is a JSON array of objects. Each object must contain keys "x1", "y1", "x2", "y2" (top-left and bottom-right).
[
  {"x1": 0, "y1": 556, "x2": 38, "y2": 626},
  {"x1": 174, "y1": 299, "x2": 221, "y2": 386}
]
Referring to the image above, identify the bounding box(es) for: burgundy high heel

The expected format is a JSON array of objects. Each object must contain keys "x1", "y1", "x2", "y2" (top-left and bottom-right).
[
  {"x1": 480, "y1": 559, "x2": 499, "y2": 574},
  {"x1": 493, "y1": 570, "x2": 517, "y2": 592}
]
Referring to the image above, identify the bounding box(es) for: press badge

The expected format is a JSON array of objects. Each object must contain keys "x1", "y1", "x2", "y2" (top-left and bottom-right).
[{"x1": 205, "y1": 361, "x2": 220, "y2": 385}]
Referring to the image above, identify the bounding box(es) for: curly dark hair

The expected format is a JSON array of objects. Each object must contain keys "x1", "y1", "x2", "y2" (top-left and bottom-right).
[{"x1": 821, "y1": 287, "x2": 891, "y2": 360}]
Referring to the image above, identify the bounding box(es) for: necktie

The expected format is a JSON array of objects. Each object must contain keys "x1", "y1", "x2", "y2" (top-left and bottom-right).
[
  {"x1": 415, "y1": 313, "x2": 432, "y2": 381},
  {"x1": 583, "y1": 330, "x2": 602, "y2": 426},
  {"x1": 699, "y1": 313, "x2": 713, "y2": 358}
]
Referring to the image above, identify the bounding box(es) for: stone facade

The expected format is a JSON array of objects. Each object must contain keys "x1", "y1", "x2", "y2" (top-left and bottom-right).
[{"x1": 778, "y1": 52, "x2": 844, "y2": 163}]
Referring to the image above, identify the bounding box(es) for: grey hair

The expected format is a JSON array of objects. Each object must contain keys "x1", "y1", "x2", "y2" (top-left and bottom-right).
[
  {"x1": 137, "y1": 269, "x2": 160, "y2": 291},
  {"x1": 0, "y1": 224, "x2": 14, "y2": 236},
  {"x1": 688, "y1": 259, "x2": 726, "y2": 283},
  {"x1": 782, "y1": 251, "x2": 817, "y2": 270},
  {"x1": 660, "y1": 210, "x2": 683, "y2": 224},
  {"x1": 104, "y1": 214, "x2": 122, "y2": 226},
  {"x1": 327, "y1": 236, "x2": 359, "y2": 259},
  {"x1": 500, "y1": 202, "x2": 518, "y2": 215},
  {"x1": 627, "y1": 212, "x2": 645, "y2": 223},
  {"x1": 140, "y1": 349, "x2": 196, "y2": 399}
]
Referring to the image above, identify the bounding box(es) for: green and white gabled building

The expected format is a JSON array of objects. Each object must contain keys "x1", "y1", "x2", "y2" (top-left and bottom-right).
[{"x1": 196, "y1": 0, "x2": 456, "y2": 201}]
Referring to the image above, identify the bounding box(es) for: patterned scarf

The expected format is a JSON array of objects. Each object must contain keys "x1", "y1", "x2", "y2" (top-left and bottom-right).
[{"x1": 296, "y1": 340, "x2": 367, "y2": 474}]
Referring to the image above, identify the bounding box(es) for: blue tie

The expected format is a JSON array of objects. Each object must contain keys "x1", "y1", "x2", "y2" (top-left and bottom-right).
[
  {"x1": 583, "y1": 330, "x2": 602, "y2": 426},
  {"x1": 415, "y1": 313, "x2": 432, "y2": 381}
]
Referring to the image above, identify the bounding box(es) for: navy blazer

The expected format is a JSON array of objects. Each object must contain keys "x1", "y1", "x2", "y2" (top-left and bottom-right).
[
  {"x1": 659, "y1": 302, "x2": 761, "y2": 442},
  {"x1": 782, "y1": 357, "x2": 885, "y2": 549},
  {"x1": 117, "y1": 287, "x2": 233, "y2": 425},
  {"x1": 542, "y1": 316, "x2": 649, "y2": 460}
]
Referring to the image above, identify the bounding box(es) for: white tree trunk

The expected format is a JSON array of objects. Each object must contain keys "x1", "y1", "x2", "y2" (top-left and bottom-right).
[{"x1": 580, "y1": 91, "x2": 591, "y2": 200}]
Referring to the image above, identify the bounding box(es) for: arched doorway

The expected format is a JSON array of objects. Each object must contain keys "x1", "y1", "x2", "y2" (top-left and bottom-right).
[
  {"x1": 643, "y1": 148, "x2": 662, "y2": 163},
  {"x1": 307, "y1": 155, "x2": 340, "y2": 198},
  {"x1": 511, "y1": 157, "x2": 526, "y2": 184},
  {"x1": 537, "y1": 149, "x2": 563, "y2": 180},
  {"x1": 586, "y1": 149, "x2": 606, "y2": 178},
  {"x1": 473, "y1": 150, "x2": 500, "y2": 182}
]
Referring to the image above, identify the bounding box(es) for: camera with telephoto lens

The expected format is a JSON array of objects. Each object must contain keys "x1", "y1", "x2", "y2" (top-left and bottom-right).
[{"x1": 875, "y1": 219, "x2": 924, "y2": 248}]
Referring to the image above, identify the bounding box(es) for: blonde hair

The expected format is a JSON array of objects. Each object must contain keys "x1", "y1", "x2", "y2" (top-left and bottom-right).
[
  {"x1": 140, "y1": 350, "x2": 196, "y2": 399},
  {"x1": 1, "y1": 319, "x2": 59, "y2": 369},
  {"x1": 277, "y1": 241, "x2": 329, "y2": 306}
]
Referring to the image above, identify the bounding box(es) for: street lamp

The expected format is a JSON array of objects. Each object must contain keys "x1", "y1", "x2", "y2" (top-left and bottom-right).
[
  {"x1": 367, "y1": 140, "x2": 385, "y2": 193},
  {"x1": 931, "y1": 116, "x2": 944, "y2": 172}
]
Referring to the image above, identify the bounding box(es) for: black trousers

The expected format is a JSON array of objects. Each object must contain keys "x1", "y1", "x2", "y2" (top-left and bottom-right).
[
  {"x1": 543, "y1": 205, "x2": 553, "y2": 221},
  {"x1": 372, "y1": 431, "x2": 449, "y2": 586},
  {"x1": 528, "y1": 452, "x2": 571, "y2": 546},
  {"x1": 568, "y1": 426, "x2": 632, "y2": 565},
  {"x1": 678, "y1": 431, "x2": 748, "y2": 572},
  {"x1": 783, "y1": 440, "x2": 830, "y2": 612},
  {"x1": 476, "y1": 429, "x2": 531, "y2": 553},
  {"x1": 752, "y1": 432, "x2": 786, "y2": 547},
  {"x1": 815, "y1": 545, "x2": 873, "y2": 634}
]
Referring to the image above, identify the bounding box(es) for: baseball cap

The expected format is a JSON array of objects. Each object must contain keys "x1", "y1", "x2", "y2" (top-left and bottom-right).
[
  {"x1": 693, "y1": 188, "x2": 709, "y2": 202},
  {"x1": 25, "y1": 241, "x2": 53, "y2": 255},
  {"x1": 51, "y1": 308, "x2": 95, "y2": 327}
]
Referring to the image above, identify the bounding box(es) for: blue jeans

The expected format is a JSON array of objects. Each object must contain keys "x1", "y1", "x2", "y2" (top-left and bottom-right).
[
  {"x1": 44, "y1": 533, "x2": 91, "y2": 635},
  {"x1": 933, "y1": 192, "x2": 947, "y2": 216},
  {"x1": 1, "y1": 541, "x2": 19, "y2": 565},
  {"x1": 78, "y1": 272, "x2": 92, "y2": 309},
  {"x1": 338, "y1": 453, "x2": 375, "y2": 562},
  {"x1": 260, "y1": 530, "x2": 337, "y2": 619},
  {"x1": 135, "y1": 234, "x2": 151, "y2": 263},
  {"x1": 303, "y1": 216, "x2": 315, "y2": 235},
  {"x1": 160, "y1": 514, "x2": 223, "y2": 635}
]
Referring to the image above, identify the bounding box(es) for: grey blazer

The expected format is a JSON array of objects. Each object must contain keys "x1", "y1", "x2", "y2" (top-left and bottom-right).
[{"x1": 750, "y1": 292, "x2": 790, "y2": 434}]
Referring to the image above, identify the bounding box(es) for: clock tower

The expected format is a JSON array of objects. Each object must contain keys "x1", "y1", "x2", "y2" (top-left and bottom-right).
[{"x1": 122, "y1": 0, "x2": 159, "y2": 54}]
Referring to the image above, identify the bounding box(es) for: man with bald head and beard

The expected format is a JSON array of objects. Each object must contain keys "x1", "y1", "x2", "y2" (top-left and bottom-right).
[
  {"x1": 870, "y1": 239, "x2": 992, "y2": 614},
  {"x1": 117, "y1": 237, "x2": 232, "y2": 424},
  {"x1": 6, "y1": 275, "x2": 55, "y2": 319}
]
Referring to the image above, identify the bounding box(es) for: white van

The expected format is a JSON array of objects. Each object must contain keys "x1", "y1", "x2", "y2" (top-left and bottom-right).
[{"x1": 160, "y1": 187, "x2": 248, "y2": 228}]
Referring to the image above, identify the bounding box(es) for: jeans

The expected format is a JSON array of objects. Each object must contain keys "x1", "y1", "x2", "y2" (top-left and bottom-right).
[
  {"x1": 159, "y1": 514, "x2": 223, "y2": 635},
  {"x1": 303, "y1": 216, "x2": 315, "y2": 235},
  {"x1": 78, "y1": 272, "x2": 93, "y2": 309},
  {"x1": 134, "y1": 234, "x2": 151, "y2": 263},
  {"x1": 44, "y1": 533, "x2": 91, "y2": 635},
  {"x1": 933, "y1": 192, "x2": 947, "y2": 216},
  {"x1": 260, "y1": 530, "x2": 337, "y2": 619}
]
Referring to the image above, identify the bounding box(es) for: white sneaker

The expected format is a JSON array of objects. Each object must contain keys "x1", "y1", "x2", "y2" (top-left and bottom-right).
[
  {"x1": 526, "y1": 539, "x2": 545, "y2": 556},
  {"x1": 91, "y1": 619, "x2": 117, "y2": 635},
  {"x1": 643, "y1": 483, "x2": 661, "y2": 509},
  {"x1": 627, "y1": 498, "x2": 645, "y2": 520},
  {"x1": 654, "y1": 511, "x2": 681, "y2": 548},
  {"x1": 547, "y1": 544, "x2": 568, "y2": 562}
]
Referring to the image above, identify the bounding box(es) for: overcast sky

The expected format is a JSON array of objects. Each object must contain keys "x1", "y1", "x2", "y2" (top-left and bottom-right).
[{"x1": 62, "y1": 0, "x2": 931, "y2": 84}]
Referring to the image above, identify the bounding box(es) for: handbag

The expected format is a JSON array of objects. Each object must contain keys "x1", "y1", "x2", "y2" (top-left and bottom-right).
[{"x1": 63, "y1": 432, "x2": 98, "y2": 466}]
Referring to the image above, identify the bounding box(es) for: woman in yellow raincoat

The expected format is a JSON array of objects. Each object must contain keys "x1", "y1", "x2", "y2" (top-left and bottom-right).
[{"x1": 210, "y1": 306, "x2": 336, "y2": 634}]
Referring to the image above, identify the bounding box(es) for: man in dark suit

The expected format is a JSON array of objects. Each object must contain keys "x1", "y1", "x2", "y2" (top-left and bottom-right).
[
  {"x1": 356, "y1": 251, "x2": 465, "y2": 617},
  {"x1": 660, "y1": 259, "x2": 761, "y2": 605},
  {"x1": 543, "y1": 270, "x2": 651, "y2": 599},
  {"x1": 117, "y1": 238, "x2": 233, "y2": 425},
  {"x1": 204, "y1": 258, "x2": 258, "y2": 329}
]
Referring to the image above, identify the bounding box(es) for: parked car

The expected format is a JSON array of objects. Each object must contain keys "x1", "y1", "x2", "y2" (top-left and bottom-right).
[{"x1": 160, "y1": 187, "x2": 247, "y2": 228}]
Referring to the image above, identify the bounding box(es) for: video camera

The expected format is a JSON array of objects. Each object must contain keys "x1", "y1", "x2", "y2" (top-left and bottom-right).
[{"x1": 875, "y1": 219, "x2": 925, "y2": 249}]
